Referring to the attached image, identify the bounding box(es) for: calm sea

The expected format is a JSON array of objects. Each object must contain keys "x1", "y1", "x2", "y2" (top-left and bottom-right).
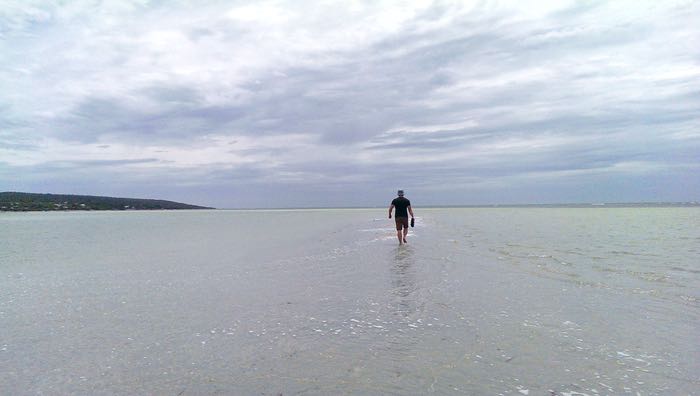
[{"x1": 1, "y1": 208, "x2": 698, "y2": 395}]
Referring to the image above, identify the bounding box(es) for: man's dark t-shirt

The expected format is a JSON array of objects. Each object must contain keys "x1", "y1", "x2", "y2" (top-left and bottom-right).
[{"x1": 391, "y1": 197, "x2": 411, "y2": 217}]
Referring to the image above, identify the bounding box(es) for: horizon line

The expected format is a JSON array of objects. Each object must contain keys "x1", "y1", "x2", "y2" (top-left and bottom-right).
[
  {"x1": 3, "y1": 192, "x2": 698, "y2": 210},
  {"x1": 215, "y1": 201, "x2": 700, "y2": 210}
]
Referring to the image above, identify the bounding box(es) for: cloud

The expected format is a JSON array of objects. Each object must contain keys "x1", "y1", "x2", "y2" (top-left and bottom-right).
[{"x1": 1, "y1": 0, "x2": 699, "y2": 207}]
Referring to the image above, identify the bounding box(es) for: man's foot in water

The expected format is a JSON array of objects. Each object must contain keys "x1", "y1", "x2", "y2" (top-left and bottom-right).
[{"x1": 403, "y1": 238, "x2": 407, "y2": 243}]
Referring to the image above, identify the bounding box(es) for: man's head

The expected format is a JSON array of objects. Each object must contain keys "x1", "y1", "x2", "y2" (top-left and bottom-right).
[{"x1": 397, "y1": 190, "x2": 404, "y2": 197}]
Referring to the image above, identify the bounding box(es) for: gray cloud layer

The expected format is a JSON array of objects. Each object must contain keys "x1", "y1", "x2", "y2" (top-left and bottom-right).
[{"x1": 1, "y1": 1, "x2": 698, "y2": 207}]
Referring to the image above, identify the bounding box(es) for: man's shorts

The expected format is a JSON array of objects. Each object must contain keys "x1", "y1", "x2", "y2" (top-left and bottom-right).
[{"x1": 395, "y1": 217, "x2": 409, "y2": 231}]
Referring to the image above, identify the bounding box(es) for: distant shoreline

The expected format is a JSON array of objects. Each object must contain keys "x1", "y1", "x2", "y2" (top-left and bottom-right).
[
  {"x1": 0, "y1": 192, "x2": 212, "y2": 212},
  {"x1": 2, "y1": 191, "x2": 697, "y2": 212}
]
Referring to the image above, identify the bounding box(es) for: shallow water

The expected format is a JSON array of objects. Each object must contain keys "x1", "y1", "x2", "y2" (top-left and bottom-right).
[{"x1": 1, "y1": 208, "x2": 698, "y2": 395}]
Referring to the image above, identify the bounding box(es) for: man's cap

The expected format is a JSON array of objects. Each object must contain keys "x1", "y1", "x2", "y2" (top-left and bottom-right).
[{"x1": 397, "y1": 190, "x2": 404, "y2": 196}]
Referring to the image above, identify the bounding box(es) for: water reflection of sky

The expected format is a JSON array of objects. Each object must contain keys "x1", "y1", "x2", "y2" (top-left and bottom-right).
[{"x1": 3, "y1": 209, "x2": 697, "y2": 395}]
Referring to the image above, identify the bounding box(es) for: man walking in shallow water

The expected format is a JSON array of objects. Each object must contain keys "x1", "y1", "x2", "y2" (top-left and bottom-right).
[{"x1": 389, "y1": 190, "x2": 414, "y2": 245}]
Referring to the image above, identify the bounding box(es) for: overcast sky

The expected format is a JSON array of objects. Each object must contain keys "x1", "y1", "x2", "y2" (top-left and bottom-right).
[{"x1": 1, "y1": 1, "x2": 698, "y2": 208}]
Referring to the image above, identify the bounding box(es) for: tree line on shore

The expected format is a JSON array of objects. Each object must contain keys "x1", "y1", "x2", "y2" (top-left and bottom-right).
[{"x1": 0, "y1": 192, "x2": 212, "y2": 211}]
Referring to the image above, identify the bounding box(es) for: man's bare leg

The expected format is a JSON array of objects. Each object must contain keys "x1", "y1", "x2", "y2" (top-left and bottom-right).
[
  {"x1": 403, "y1": 228, "x2": 408, "y2": 243},
  {"x1": 397, "y1": 229, "x2": 403, "y2": 244}
]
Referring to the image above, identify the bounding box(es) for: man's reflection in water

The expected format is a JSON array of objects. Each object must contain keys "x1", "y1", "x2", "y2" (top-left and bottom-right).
[
  {"x1": 383, "y1": 246, "x2": 423, "y2": 377},
  {"x1": 391, "y1": 245, "x2": 419, "y2": 318}
]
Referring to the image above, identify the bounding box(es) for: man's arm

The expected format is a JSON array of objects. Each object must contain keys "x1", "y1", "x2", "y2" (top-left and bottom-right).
[
  {"x1": 408, "y1": 205, "x2": 414, "y2": 218},
  {"x1": 389, "y1": 204, "x2": 394, "y2": 218}
]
